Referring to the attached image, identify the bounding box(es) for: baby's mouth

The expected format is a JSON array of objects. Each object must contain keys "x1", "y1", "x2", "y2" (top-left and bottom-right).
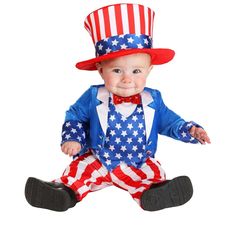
[{"x1": 117, "y1": 86, "x2": 135, "y2": 90}]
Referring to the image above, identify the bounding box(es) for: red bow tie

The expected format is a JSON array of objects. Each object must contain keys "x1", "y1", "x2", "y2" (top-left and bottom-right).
[{"x1": 113, "y1": 94, "x2": 141, "y2": 105}]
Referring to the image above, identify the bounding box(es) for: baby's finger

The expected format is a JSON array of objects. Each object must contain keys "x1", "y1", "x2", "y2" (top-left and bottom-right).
[
  {"x1": 198, "y1": 135, "x2": 211, "y2": 144},
  {"x1": 195, "y1": 131, "x2": 202, "y2": 139},
  {"x1": 199, "y1": 131, "x2": 211, "y2": 144},
  {"x1": 197, "y1": 137, "x2": 206, "y2": 145},
  {"x1": 203, "y1": 134, "x2": 211, "y2": 144},
  {"x1": 62, "y1": 145, "x2": 68, "y2": 155},
  {"x1": 68, "y1": 148, "x2": 75, "y2": 157},
  {"x1": 189, "y1": 126, "x2": 196, "y2": 136}
]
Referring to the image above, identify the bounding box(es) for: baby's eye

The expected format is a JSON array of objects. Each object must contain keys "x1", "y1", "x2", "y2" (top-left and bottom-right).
[
  {"x1": 133, "y1": 69, "x2": 142, "y2": 74},
  {"x1": 112, "y1": 69, "x2": 122, "y2": 73}
]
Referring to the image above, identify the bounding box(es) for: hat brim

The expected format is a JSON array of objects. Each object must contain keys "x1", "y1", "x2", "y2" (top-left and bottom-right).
[{"x1": 75, "y1": 48, "x2": 175, "y2": 70}]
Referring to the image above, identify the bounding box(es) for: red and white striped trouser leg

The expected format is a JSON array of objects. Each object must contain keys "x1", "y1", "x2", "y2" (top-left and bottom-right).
[
  {"x1": 54, "y1": 152, "x2": 113, "y2": 201},
  {"x1": 110, "y1": 158, "x2": 166, "y2": 206},
  {"x1": 55, "y1": 153, "x2": 166, "y2": 206}
]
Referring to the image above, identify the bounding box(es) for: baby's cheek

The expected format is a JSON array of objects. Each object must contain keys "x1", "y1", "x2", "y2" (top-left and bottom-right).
[
  {"x1": 104, "y1": 78, "x2": 116, "y2": 87},
  {"x1": 136, "y1": 80, "x2": 146, "y2": 91}
]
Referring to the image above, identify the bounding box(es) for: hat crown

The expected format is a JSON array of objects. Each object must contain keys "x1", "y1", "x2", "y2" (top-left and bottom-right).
[{"x1": 84, "y1": 3, "x2": 155, "y2": 44}]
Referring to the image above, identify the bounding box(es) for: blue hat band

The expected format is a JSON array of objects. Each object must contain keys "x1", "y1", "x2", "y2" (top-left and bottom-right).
[{"x1": 95, "y1": 34, "x2": 153, "y2": 57}]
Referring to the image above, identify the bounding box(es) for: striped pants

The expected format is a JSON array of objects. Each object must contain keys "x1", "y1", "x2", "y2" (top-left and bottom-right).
[{"x1": 55, "y1": 152, "x2": 166, "y2": 206}]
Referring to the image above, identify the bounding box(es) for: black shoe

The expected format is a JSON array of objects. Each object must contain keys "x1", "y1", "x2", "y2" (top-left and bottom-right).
[
  {"x1": 141, "y1": 176, "x2": 193, "y2": 211},
  {"x1": 25, "y1": 177, "x2": 78, "y2": 211}
]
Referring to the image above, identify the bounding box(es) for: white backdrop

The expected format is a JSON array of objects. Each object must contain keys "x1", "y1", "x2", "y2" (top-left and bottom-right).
[{"x1": 0, "y1": 0, "x2": 235, "y2": 235}]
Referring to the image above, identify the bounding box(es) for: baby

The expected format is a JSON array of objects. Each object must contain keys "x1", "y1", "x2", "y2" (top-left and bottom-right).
[{"x1": 25, "y1": 3, "x2": 210, "y2": 212}]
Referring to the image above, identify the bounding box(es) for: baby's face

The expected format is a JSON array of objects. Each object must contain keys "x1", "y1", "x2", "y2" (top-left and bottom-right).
[{"x1": 96, "y1": 53, "x2": 153, "y2": 97}]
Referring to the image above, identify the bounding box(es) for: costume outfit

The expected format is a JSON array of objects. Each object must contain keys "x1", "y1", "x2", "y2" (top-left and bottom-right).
[
  {"x1": 55, "y1": 85, "x2": 200, "y2": 206},
  {"x1": 25, "y1": 3, "x2": 199, "y2": 211}
]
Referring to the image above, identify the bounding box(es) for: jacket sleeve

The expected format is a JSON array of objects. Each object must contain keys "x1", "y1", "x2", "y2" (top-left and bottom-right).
[
  {"x1": 155, "y1": 90, "x2": 201, "y2": 144},
  {"x1": 61, "y1": 87, "x2": 92, "y2": 147}
]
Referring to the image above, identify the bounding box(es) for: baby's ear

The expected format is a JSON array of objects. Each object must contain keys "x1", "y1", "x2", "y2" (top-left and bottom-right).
[
  {"x1": 148, "y1": 65, "x2": 153, "y2": 73},
  {"x1": 96, "y1": 63, "x2": 103, "y2": 75}
]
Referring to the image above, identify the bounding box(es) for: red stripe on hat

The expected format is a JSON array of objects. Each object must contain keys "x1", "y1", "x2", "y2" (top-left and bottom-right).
[
  {"x1": 87, "y1": 14, "x2": 95, "y2": 43},
  {"x1": 139, "y1": 5, "x2": 145, "y2": 35},
  {"x1": 103, "y1": 7, "x2": 112, "y2": 38},
  {"x1": 84, "y1": 21, "x2": 91, "y2": 34},
  {"x1": 151, "y1": 10, "x2": 155, "y2": 36},
  {"x1": 127, "y1": 4, "x2": 135, "y2": 34},
  {"x1": 115, "y1": 4, "x2": 123, "y2": 35},
  {"x1": 148, "y1": 8, "x2": 152, "y2": 36},
  {"x1": 94, "y1": 10, "x2": 101, "y2": 42}
]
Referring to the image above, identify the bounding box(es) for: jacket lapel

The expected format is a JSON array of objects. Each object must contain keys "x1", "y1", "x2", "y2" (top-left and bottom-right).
[
  {"x1": 96, "y1": 86, "x2": 155, "y2": 141},
  {"x1": 96, "y1": 87, "x2": 109, "y2": 135},
  {"x1": 141, "y1": 90, "x2": 155, "y2": 142}
]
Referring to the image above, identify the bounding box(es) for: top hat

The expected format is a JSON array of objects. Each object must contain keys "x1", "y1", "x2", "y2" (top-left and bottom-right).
[{"x1": 76, "y1": 3, "x2": 175, "y2": 70}]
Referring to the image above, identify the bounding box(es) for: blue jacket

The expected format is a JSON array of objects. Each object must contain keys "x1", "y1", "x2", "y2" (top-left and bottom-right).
[{"x1": 61, "y1": 84, "x2": 199, "y2": 156}]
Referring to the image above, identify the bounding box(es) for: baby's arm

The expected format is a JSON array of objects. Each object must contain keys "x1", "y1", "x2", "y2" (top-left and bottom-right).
[
  {"x1": 61, "y1": 120, "x2": 87, "y2": 156},
  {"x1": 178, "y1": 121, "x2": 211, "y2": 144},
  {"x1": 155, "y1": 90, "x2": 210, "y2": 144},
  {"x1": 60, "y1": 88, "x2": 91, "y2": 157}
]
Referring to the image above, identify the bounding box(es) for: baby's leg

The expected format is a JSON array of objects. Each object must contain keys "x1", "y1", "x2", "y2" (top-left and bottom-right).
[
  {"x1": 110, "y1": 158, "x2": 166, "y2": 206},
  {"x1": 139, "y1": 158, "x2": 193, "y2": 211},
  {"x1": 25, "y1": 152, "x2": 112, "y2": 211},
  {"x1": 55, "y1": 152, "x2": 112, "y2": 201}
]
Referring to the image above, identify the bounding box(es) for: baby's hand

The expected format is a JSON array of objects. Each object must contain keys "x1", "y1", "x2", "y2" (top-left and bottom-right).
[
  {"x1": 61, "y1": 141, "x2": 82, "y2": 157},
  {"x1": 189, "y1": 126, "x2": 211, "y2": 145}
]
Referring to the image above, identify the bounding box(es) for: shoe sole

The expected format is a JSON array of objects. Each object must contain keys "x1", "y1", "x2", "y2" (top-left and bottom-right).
[
  {"x1": 141, "y1": 176, "x2": 193, "y2": 211},
  {"x1": 25, "y1": 177, "x2": 71, "y2": 211}
]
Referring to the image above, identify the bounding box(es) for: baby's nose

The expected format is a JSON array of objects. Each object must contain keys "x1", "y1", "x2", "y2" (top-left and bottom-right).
[{"x1": 122, "y1": 75, "x2": 132, "y2": 83}]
